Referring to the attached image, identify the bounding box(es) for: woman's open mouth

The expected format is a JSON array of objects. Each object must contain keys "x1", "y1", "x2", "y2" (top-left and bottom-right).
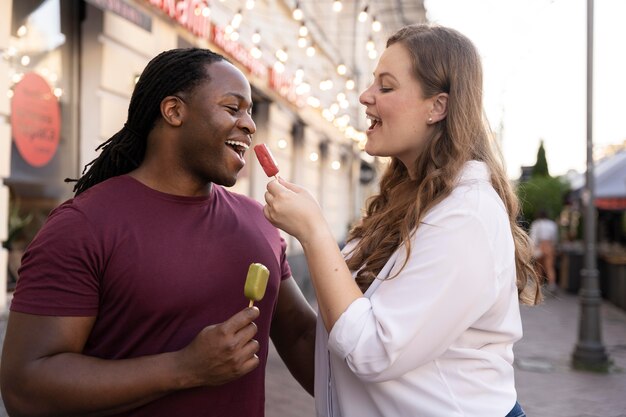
[{"x1": 366, "y1": 114, "x2": 381, "y2": 133}]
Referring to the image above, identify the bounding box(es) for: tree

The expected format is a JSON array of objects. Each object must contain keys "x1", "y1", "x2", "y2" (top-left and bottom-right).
[
  {"x1": 517, "y1": 176, "x2": 569, "y2": 227},
  {"x1": 516, "y1": 140, "x2": 569, "y2": 227},
  {"x1": 533, "y1": 139, "x2": 550, "y2": 177}
]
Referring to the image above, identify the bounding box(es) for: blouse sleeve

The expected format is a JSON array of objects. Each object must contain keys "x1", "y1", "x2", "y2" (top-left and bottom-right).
[{"x1": 327, "y1": 204, "x2": 509, "y2": 383}]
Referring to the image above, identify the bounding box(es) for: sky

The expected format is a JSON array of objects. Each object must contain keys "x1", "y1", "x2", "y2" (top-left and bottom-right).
[{"x1": 423, "y1": 0, "x2": 626, "y2": 179}]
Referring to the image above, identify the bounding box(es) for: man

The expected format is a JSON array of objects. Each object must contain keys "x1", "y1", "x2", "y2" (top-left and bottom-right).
[{"x1": 0, "y1": 48, "x2": 315, "y2": 416}]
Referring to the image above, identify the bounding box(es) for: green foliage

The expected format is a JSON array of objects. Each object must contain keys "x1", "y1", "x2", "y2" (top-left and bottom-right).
[
  {"x1": 517, "y1": 176, "x2": 570, "y2": 225},
  {"x1": 533, "y1": 140, "x2": 550, "y2": 177}
]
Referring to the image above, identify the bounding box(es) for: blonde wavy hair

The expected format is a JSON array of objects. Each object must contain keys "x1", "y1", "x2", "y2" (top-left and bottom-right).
[{"x1": 347, "y1": 24, "x2": 541, "y2": 305}]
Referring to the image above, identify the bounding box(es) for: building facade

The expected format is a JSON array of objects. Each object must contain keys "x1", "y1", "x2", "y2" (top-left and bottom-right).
[{"x1": 0, "y1": 0, "x2": 426, "y2": 308}]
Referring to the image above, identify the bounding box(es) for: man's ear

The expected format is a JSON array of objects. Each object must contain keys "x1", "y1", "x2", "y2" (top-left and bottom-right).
[
  {"x1": 160, "y1": 96, "x2": 185, "y2": 127},
  {"x1": 430, "y1": 93, "x2": 448, "y2": 123}
]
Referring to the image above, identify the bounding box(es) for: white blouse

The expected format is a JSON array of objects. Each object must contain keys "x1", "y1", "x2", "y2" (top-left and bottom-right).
[{"x1": 315, "y1": 161, "x2": 522, "y2": 417}]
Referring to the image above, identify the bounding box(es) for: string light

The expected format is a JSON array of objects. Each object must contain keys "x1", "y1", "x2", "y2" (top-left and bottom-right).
[
  {"x1": 372, "y1": 17, "x2": 381, "y2": 32},
  {"x1": 298, "y1": 37, "x2": 307, "y2": 48},
  {"x1": 202, "y1": 6, "x2": 211, "y2": 17},
  {"x1": 273, "y1": 61, "x2": 285, "y2": 73},
  {"x1": 306, "y1": 45, "x2": 316, "y2": 57},
  {"x1": 245, "y1": 0, "x2": 255, "y2": 10},
  {"x1": 299, "y1": 22, "x2": 308, "y2": 37},
  {"x1": 307, "y1": 96, "x2": 321, "y2": 108},
  {"x1": 358, "y1": 6, "x2": 369, "y2": 22},
  {"x1": 332, "y1": 0, "x2": 342, "y2": 12},
  {"x1": 320, "y1": 79, "x2": 333, "y2": 91},
  {"x1": 366, "y1": 36, "x2": 375, "y2": 51},
  {"x1": 293, "y1": 2, "x2": 303, "y2": 20},
  {"x1": 250, "y1": 46, "x2": 262, "y2": 59},
  {"x1": 336, "y1": 63, "x2": 347, "y2": 75},
  {"x1": 345, "y1": 79, "x2": 355, "y2": 90},
  {"x1": 231, "y1": 9, "x2": 242, "y2": 29},
  {"x1": 252, "y1": 30, "x2": 261, "y2": 44},
  {"x1": 275, "y1": 47, "x2": 288, "y2": 62}
]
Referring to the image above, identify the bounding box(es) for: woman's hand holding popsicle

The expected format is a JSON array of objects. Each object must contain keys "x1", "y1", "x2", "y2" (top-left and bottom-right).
[{"x1": 263, "y1": 178, "x2": 330, "y2": 246}]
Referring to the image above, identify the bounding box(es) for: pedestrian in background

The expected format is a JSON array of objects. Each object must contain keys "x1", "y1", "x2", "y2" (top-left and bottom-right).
[
  {"x1": 264, "y1": 23, "x2": 541, "y2": 417},
  {"x1": 529, "y1": 209, "x2": 559, "y2": 295},
  {"x1": 0, "y1": 48, "x2": 315, "y2": 416}
]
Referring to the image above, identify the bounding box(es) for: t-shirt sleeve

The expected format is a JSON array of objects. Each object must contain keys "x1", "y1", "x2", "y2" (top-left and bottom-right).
[{"x1": 10, "y1": 203, "x2": 102, "y2": 316}]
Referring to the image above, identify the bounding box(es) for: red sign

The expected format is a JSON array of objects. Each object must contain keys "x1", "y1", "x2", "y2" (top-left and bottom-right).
[
  {"x1": 11, "y1": 72, "x2": 61, "y2": 167},
  {"x1": 147, "y1": 0, "x2": 211, "y2": 38}
]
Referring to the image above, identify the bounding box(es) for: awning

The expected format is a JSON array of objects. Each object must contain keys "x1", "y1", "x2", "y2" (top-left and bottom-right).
[
  {"x1": 595, "y1": 197, "x2": 626, "y2": 210},
  {"x1": 570, "y1": 150, "x2": 626, "y2": 210}
]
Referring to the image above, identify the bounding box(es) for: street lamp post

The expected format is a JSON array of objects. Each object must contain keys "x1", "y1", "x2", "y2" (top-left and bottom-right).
[{"x1": 572, "y1": 0, "x2": 610, "y2": 371}]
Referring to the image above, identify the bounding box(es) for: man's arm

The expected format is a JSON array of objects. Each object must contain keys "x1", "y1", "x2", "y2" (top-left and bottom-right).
[
  {"x1": 0, "y1": 308, "x2": 260, "y2": 417},
  {"x1": 270, "y1": 277, "x2": 317, "y2": 396}
]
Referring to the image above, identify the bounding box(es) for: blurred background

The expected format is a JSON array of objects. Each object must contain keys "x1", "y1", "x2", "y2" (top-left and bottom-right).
[
  {"x1": 2, "y1": 0, "x2": 625, "y2": 312},
  {"x1": 0, "y1": 1, "x2": 625, "y2": 415}
]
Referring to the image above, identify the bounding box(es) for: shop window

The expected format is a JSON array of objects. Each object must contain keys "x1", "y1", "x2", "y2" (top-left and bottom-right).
[{"x1": 4, "y1": 0, "x2": 81, "y2": 290}]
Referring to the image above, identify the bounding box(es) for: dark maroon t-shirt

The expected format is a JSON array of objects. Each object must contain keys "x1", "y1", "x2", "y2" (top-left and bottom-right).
[{"x1": 11, "y1": 175, "x2": 292, "y2": 416}]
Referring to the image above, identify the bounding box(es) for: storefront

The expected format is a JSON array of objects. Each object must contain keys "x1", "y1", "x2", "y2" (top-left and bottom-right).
[{"x1": 2, "y1": 0, "x2": 81, "y2": 302}]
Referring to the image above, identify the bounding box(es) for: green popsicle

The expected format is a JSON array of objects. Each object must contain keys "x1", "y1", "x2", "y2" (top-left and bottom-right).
[{"x1": 245, "y1": 263, "x2": 270, "y2": 307}]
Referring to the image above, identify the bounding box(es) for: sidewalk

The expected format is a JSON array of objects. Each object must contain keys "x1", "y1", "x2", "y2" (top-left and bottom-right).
[{"x1": 0, "y1": 291, "x2": 624, "y2": 417}]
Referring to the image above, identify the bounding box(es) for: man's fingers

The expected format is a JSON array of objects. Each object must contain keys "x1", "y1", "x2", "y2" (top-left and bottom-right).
[{"x1": 221, "y1": 307, "x2": 260, "y2": 334}]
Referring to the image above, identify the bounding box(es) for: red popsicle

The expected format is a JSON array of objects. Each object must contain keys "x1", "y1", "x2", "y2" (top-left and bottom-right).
[{"x1": 254, "y1": 144, "x2": 280, "y2": 177}]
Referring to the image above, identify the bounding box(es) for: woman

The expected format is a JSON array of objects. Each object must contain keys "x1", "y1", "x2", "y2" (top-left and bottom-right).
[{"x1": 264, "y1": 24, "x2": 541, "y2": 417}]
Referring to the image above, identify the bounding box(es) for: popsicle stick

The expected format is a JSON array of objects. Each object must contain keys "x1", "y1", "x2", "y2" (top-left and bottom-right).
[{"x1": 249, "y1": 299, "x2": 254, "y2": 308}]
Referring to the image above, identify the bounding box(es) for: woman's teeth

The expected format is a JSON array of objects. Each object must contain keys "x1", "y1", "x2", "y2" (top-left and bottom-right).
[{"x1": 366, "y1": 115, "x2": 381, "y2": 129}]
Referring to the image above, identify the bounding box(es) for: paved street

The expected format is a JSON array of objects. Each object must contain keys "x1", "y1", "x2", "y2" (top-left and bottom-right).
[{"x1": 0, "y1": 291, "x2": 625, "y2": 417}]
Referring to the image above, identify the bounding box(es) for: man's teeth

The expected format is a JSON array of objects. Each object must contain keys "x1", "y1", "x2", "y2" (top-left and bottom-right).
[{"x1": 225, "y1": 140, "x2": 250, "y2": 151}]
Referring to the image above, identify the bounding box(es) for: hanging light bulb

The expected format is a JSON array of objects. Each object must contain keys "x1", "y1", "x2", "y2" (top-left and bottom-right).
[
  {"x1": 299, "y1": 22, "x2": 308, "y2": 37},
  {"x1": 366, "y1": 36, "x2": 375, "y2": 51},
  {"x1": 372, "y1": 17, "x2": 382, "y2": 32},
  {"x1": 273, "y1": 61, "x2": 285, "y2": 73},
  {"x1": 275, "y1": 47, "x2": 288, "y2": 63},
  {"x1": 293, "y1": 2, "x2": 303, "y2": 21},
  {"x1": 368, "y1": 49, "x2": 378, "y2": 60},
  {"x1": 336, "y1": 63, "x2": 347, "y2": 75},
  {"x1": 358, "y1": 6, "x2": 369, "y2": 22},
  {"x1": 345, "y1": 79, "x2": 355, "y2": 90},
  {"x1": 298, "y1": 37, "x2": 307, "y2": 48},
  {"x1": 231, "y1": 9, "x2": 243, "y2": 29},
  {"x1": 306, "y1": 45, "x2": 316, "y2": 57},
  {"x1": 252, "y1": 30, "x2": 261, "y2": 44},
  {"x1": 246, "y1": 0, "x2": 255, "y2": 10},
  {"x1": 230, "y1": 31, "x2": 239, "y2": 41},
  {"x1": 201, "y1": 6, "x2": 211, "y2": 17},
  {"x1": 332, "y1": 0, "x2": 342, "y2": 12},
  {"x1": 251, "y1": 46, "x2": 262, "y2": 59}
]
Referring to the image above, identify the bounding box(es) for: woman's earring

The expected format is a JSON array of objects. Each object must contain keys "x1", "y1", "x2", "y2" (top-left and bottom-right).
[{"x1": 428, "y1": 117, "x2": 433, "y2": 124}]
